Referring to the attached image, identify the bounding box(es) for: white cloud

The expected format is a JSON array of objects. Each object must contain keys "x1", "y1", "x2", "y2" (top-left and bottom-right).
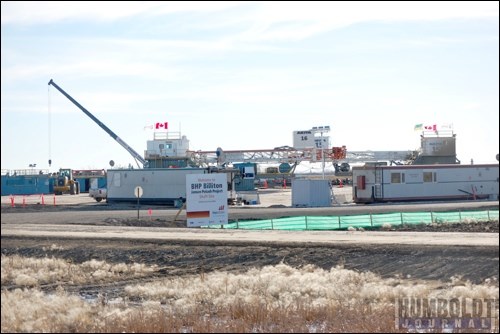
[
  {"x1": 1, "y1": 1, "x2": 498, "y2": 170},
  {"x1": 3, "y1": 2, "x2": 497, "y2": 35},
  {"x1": 248, "y1": 1, "x2": 499, "y2": 42},
  {"x1": 0, "y1": 1, "x2": 243, "y2": 25}
]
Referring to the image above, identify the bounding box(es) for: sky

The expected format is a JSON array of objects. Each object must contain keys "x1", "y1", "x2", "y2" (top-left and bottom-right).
[{"x1": 1, "y1": 1, "x2": 499, "y2": 172}]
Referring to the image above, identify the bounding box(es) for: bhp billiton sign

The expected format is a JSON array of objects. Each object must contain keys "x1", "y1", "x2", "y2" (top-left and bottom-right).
[{"x1": 186, "y1": 173, "x2": 228, "y2": 227}]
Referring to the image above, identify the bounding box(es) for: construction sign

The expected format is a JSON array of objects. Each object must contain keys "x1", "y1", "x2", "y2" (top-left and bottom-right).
[{"x1": 185, "y1": 173, "x2": 228, "y2": 227}]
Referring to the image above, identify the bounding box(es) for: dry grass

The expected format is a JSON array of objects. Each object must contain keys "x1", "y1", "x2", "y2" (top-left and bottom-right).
[
  {"x1": 1, "y1": 254, "x2": 157, "y2": 287},
  {"x1": 1, "y1": 256, "x2": 498, "y2": 333}
]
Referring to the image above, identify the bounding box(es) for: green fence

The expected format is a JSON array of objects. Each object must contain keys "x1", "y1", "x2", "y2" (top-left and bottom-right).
[{"x1": 208, "y1": 210, "x2": 499, "y2": 231}]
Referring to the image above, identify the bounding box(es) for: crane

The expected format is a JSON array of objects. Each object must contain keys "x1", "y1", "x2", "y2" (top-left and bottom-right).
[{"x1": 48, "y1": 79, "x2": 148, "y2": 168}]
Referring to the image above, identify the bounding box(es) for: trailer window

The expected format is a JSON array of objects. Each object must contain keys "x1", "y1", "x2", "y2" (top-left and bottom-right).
[
  {"x1": 391, "y1": 173, "x2": 401, "y2": 183},
  {"x1": 423, "y1": 172, "x2": 437, "y2": 182},
  {"x1": 423, "y1": 172, "x2": 433, "y2": 182},
  {"x1": 112, "y1": 172, "x2": 121, "y2": 187}
]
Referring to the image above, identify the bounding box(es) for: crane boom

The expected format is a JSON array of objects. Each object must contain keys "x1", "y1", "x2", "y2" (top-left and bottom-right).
[{"x1": 48, "y1": 79, "x2": 148, "y2": 168}]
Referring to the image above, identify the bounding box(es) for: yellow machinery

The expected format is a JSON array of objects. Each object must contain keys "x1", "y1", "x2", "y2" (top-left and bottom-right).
[{"x1": 53, "y1": 168, "x2": 79, "y2": 195}]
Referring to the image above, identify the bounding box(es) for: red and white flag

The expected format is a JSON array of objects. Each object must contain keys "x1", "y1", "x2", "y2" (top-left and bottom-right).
[
  {"x1": 424, "y1": 124, "x2": 437, "y2": 131},
  {"x1": 155, "y1": 122, "x2": 168, "y2": 129}
]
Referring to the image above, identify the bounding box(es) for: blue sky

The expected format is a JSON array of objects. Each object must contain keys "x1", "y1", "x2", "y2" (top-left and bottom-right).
[{"x1": 1, "y1": 1, "x2": 499, "y2": 171}]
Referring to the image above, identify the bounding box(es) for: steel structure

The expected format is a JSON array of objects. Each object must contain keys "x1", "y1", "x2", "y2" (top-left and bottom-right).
[
  {"x1": 48, "y1": 79, "x2": 148, "y2": 168},
  {"x1": 187, "y1": 147, "x2": 416, "y2": 168},
  {"x1": 47, "y1": 80, "x2": 420, "y2": 173}
]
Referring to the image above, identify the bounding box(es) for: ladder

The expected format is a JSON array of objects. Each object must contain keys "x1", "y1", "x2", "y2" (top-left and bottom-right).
[{"x1": 374, "y1": 167, "x2": 383, "y2": 199}]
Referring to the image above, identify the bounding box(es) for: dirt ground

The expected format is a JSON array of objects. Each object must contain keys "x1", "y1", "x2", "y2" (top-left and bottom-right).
[
  {"x1": 2, "y1": 220, "x2": 499, "y2": 299},
  {"x1": 1, "y1": 192, "x2": 499, "y2": 300}
]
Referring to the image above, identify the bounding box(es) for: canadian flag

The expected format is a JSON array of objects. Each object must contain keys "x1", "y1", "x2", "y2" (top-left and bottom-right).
[
  {"x1": 155, "y1": 122, "x2": 168, "y2": 129},
  {"x1": 424, "y1": 124, "x2": 437, "y2": 131}
]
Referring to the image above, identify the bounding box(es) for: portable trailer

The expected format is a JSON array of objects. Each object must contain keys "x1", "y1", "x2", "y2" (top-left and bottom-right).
[
  {"x1": 352, "y1": 163, "x2": 499, "y2": 203},
  {"x1": 106, "y1": 167, "x2": 239, "y2": 205}
]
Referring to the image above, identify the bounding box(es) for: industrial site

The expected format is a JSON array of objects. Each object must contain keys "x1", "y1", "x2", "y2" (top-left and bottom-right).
[
  {"x1": 3, "y1": 3, "x2": 499, "y2": 332},
  {"x1": 2, "y1": 79, "x2": 499, "y2": 209},
  {"x1": 2, "y1": 80, "x2": 499, "y2": 333}
]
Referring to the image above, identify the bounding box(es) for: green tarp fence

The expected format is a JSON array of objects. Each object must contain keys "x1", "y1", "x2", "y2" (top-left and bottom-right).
[{"x1": 207, "y1": 210, "x2": 499, "y2": 230}]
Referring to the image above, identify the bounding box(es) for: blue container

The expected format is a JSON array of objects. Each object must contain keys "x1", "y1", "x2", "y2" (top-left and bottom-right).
[{"x1": 1, "y1": 174, "x2": 54, "y2": 195}]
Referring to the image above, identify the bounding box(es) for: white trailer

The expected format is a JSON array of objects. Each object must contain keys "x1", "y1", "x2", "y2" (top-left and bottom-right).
[
  {"x1": 106, "y1": 167, "x2": 239, "y2": 205},
  {"x1": 352, "y1": 163, "x2": 499, "y2": 203},
  {"x1": 107, "y1": 168, "x2": 209, "y2": 205}
]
